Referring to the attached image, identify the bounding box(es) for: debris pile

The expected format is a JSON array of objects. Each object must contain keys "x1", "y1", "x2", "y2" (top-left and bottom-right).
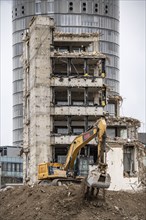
[{"x1": 0, "y1": 184, "x2": 145, "y2": 220}]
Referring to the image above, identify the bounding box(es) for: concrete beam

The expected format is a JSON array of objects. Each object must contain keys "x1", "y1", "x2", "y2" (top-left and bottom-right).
[
  {"x1": 50, "y1": 106, "x2": 103, "y2": 116},
  {"x1": 50, "y1": 77, "x2": 103, "y2": 87}
]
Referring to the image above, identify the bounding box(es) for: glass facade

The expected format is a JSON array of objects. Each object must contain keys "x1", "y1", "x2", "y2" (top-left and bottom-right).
[
  {"x1": 0, "y1": 157, "x2": 23, "y2": 178},
  {"x1": 12, "y1": 0, "x2": 119, "y2": 145}
]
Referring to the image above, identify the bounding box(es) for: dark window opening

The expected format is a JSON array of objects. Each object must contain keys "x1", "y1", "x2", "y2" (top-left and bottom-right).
[
  {"x1": 69, "y1": 2, "x2": 73, "y2": 11},
  {"x1": 69, "y1": 7, "x2": 73, "y2": 11},
  {"x1": 54, "y1": 145, "x2": 97, "y2": 166},
  {"x1": 55, "y1": 127, "x2": 68, "y2": 135},
  {"x1": 105, "y1": 10, "x2": 108, "y2": 14},
  {"x1": 123, "y1": 146, "x2": 137, "y2": 177},
  {"x1": 15, "y1": 8, "x2": 17, "y2": 11},
  {"x1": 82, "y1": 2, "x2": 86, "y2": 12},
  {"x1": 107, "y1": 128, "x2": 116, "y2": 138},
  {"x1": 3, "y1": 148, "x2": 7, "y2": 156},
  {"x1": 15, "y1": 13, "x2": 17, "y2": 16},
  {"x1": 22, "y1": 6, "x2": 24, "y2": 9},
  {"x1": 54, "y1": 89, "x2": 68, "y2": 105},
  {"x1": 54, "y1": 146, "x2": 68, "y2": 163},
  {"x1": 105, "y1": 5, "x2": 108, "y2": 9},
  {"x1": 72, "y1": 127, "x2": 84, "y2": 135},
  {"x1": 1, "y1": 148, "x2": 7, "y2": 156},
  {"x1": 22, "y1": 11, "x2": 24, "y2": 14},
  {"x1": 94, "y1": 3, "x2": 98, "y2": 13}
]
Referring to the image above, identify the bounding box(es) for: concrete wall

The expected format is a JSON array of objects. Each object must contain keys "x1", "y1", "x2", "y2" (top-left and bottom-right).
[
  {"x1": 23, "y1": 17, "x2": 54, "y2": 183},
  {"x1": 106, "y1": 142, "x2": 144, "y2": 191}
]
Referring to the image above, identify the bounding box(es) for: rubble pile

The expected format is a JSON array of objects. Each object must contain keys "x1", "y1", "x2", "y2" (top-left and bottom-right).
[{"x1": 0, "y1": 184, "x2": 145, "y2": 220}]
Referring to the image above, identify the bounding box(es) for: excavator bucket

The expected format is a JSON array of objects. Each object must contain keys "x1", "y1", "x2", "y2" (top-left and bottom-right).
[{"x1": 86, "y1": 166, "x2": 111, "y2": 189}]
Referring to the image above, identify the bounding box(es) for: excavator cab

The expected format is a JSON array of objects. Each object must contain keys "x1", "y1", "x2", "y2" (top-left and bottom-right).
[{"x1": 38, "y1": 162, "x2": 66, "y2": 180}]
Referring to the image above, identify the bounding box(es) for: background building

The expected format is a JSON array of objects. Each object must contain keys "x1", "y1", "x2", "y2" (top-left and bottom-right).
[
  {"x1": 12, "y1": 0, "x2": 119, "y2": 146},
  {"x1": 0, "y1": 146, "x2": 23, "y2": 186}
]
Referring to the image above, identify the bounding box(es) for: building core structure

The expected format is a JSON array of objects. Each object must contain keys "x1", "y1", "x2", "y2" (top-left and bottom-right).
[
  {"x1": 12, "y1": 0, "x2": 120, "y2": 146},
  {"x1": 22, "y1": 16, "x2": 107, "y2": 183}
]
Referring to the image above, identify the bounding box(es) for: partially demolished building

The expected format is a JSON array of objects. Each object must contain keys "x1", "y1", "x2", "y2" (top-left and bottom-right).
[{"x1": 22, "y1": 16, "x2": 145, "y2": 190}]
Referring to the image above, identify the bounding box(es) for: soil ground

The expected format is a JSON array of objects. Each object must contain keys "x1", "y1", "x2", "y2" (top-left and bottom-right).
[{"x1": 0, "y1": 184, "x2": 145, "y2": 220}]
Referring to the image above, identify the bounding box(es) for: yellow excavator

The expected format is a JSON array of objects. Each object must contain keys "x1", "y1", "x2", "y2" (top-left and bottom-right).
[{"x1": 38, "y1": 117, "x2": 110, "y2": 191}]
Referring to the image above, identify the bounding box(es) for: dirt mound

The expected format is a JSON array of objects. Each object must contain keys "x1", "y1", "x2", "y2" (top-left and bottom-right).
[{"x1": 0, "y1": 184, "x2": 145, "y2": 220}]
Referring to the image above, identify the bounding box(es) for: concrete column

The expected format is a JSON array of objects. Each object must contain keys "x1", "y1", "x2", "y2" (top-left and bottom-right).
[
  {"x1": 84, "y1": 116, "x2": 88, "y2": 131},
  {"x1": 84, "y1": 87, "x2": 88, "y2": 105},
  {"x1": 67, "y1": 116, "x2": 71, "y2": 134},
  {"x1": 23, "y1": 17, "x2": 55, "y2": 184},
  {"x1": 84, "y1": 59, "x2": 88, "y2": 75},
  {"x1": 68, "y1": 88, "x2": 71, "y2": 105},
  {"x1": 67, "y1": 58, "x2": 71, "y2": 76}
]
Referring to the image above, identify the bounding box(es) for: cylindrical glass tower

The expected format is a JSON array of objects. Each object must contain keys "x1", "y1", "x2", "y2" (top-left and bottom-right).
[{"x1": 12, "y1": 0, "x2": 119, "y2": 145}]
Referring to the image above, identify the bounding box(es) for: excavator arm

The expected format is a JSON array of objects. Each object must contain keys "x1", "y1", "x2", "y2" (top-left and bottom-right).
[{"x1": 64, "y1": 117, "x2": 107, "y2": 171}]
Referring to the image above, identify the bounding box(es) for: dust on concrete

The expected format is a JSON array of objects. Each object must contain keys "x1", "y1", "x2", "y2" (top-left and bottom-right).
[{"x1": 0, "y1": 184, "x2": 145, "y2": 220}]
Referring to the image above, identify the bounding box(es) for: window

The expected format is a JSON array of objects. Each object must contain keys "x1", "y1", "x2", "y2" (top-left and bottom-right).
[
  {"x1": 13, "y1": 18, "x2": 25, "y2": 31},
  {"x1": 57, "y1": 155, "x2": 66, "y2": 164},
  {"x1": 72, "y1": 101, "x2": 84, "y2": 106},
  {"x1": 13, "y1": 129, "x2": 23, "y2": 142},
  {"x1": 13, "y1": 31, "x2": 23, "y2": 44},
  {"x1": 123, "y1": 146, "x2": 137, "y2": 177},
  {"x1": 13, "y1": 56, "x2": 22, "y2": 69},
  {"x1": 13, "y1": 93, "x2": 23, "y2": 106},
  {"x1": 54, "y1": 89, "x2": 67, "y2": 105},
  {"x1": 120, "y1": 129, "x2": 127, "y2": 139},
  {"x1": 8, "y1": 163, "x2": 11, "y2": 172},
  {"x1": 3, "y1": 148, "x2": 7, "y2": 156},
  {"x1": 13, "y1": 80, "x2": 23, "y2": 94},
  {"x1": 13, "y1": 44, "x2": 23, "y2": 56},
  {"x1": 13, "y1": 68, "x2": 23, "y2": 81},
  {"x1": 104, "y1": 103, "x2": 116, "y2": 116},
  {"x1": 16, "y1": 163, "x2": 20, "y2": 172},
  {"x1": 72, "y1": 127, "x2": 84, "y2": 135},
  {"x1": 57, "y1": 127, "x2": 68, "y2": 134},
  {"x1": 56, "y1": 101, "x2": 68, "y2": 106},
  {"x1": 1, "y1": 147, "x2": 7, "y2": 156},
  {"x1": 13, "y1": 117, "x2": 23, "y2": 130},
  {"x1": 20, "y1": 163, "x2": 23, "y2": 172},
  {"x1": 2, "y1": 163, "x2": 7, "y2": 171},
  {"x1": 107, "y1": 128, "x2": 116, "y2": 138},
  {"x1": 12, "y1": 163, "x2": 15, "y2": 172},
  {"x1": 47, "y1": 0, "x2": 54, "y2": 13},
  {"x1": 35, "y1": 1, "x2": 41, "y2": 14}
]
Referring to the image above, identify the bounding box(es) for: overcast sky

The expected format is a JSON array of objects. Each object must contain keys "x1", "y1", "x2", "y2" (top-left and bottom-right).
[{"x1": 0, "y1": 0, "x2": 145, "y2": 146}]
